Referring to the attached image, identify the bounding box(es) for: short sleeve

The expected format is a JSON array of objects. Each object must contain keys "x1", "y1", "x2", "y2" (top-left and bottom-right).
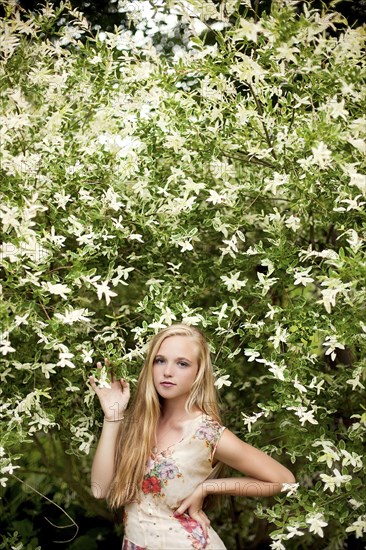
[
  {"x1": 193, "y1": 415, "x2": 226, "y2": 464},
  {"x1": 211, "y1": 423, "x2": 226, "y2": 463}
]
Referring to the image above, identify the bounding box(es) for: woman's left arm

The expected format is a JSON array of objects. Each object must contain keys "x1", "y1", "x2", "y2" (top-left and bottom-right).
[
  {"x1": 203, "y1": 428, "x2": 296, "y2": 498},
  {"x1": 174, "y1": 429, "x2": 296, "y2": 527}
]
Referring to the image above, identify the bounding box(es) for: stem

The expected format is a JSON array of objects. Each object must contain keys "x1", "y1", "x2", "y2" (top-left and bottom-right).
[
  {"x1": 12, "y1": 473, "x2": 79, "y2": 544},
  {"x1": 246, "y1": 83, "x2": 277, "y2": 160},
  {"x1": 254, "y1": 0, "x2": 260, "y2": 23},
  {"x1": 220, "y1": 149, "x2": 277, "y2": 169}
]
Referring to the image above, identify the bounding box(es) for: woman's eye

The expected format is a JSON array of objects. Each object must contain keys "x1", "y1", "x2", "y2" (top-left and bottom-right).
[
  {"x1": 179, "y1": 362, "x2": 188, "y2": 368},
  {"x1": 154, "y1": 358, "x2": 164, "y2": 364}
]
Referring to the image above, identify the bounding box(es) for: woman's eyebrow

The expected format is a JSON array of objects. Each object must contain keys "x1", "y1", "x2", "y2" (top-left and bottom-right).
[{"x1": 155, "y1": 354, "x2": 192, "y2": 363}]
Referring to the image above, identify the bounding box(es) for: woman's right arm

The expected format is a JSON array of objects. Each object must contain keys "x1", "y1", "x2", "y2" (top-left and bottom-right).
[
  {"x1": 91, "y1": 417, "x2": 123, "y2": 499},
  {"x1": 89, "y1": 359, "x2": 130, "y2": 499}
]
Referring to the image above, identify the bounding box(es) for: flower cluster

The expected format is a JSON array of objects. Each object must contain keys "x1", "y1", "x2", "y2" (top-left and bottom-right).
[{"x1": 0, "y1": 0, "x2": 365, "y2": 547}]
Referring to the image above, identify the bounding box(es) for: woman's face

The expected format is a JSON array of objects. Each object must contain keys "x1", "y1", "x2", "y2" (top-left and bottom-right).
[{"x1": 152, "y1": 335, "x2": 200, "y2": 402}]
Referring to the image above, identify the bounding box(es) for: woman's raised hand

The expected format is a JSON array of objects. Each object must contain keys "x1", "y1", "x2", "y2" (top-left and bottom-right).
[{"x1": 89, "y1": 358, "x2": 130, "y2": 421}]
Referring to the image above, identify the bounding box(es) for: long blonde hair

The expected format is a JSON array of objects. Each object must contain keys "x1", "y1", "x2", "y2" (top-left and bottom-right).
[{"x1": 107, "y1": 323, "x2": 227, "y2": 510}]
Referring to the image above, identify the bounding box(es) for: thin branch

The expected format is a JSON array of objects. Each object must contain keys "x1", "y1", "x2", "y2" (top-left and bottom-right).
[
  {"x1": 11, "y1": 473, "x2": 79, "y2": 544},
  {"x1": 220, "y1": 149, "x2": 277, "y2": 169},
  {"x1": 246, "y1": 82, "x2": 277, "y2": 160}
]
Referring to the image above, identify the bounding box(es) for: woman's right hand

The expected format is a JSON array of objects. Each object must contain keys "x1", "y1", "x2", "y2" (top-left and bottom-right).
[{"x1": 89, "y1": 358, "x2": 130, "y2": 421}]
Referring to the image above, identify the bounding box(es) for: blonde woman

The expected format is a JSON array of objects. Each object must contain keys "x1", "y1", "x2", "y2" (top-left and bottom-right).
[{"x1": 90, "y1": 324, "x2": 295, "y2": 549}]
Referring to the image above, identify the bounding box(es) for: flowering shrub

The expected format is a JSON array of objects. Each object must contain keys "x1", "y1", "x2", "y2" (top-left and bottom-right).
[{"x1": 0, "y1": 0, "x2": 365, "y2": 547}]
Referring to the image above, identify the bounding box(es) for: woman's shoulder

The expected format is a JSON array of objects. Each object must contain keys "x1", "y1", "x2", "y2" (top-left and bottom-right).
[{"x1": 191, "y1": 412, "x2": 226, "y2": 442}]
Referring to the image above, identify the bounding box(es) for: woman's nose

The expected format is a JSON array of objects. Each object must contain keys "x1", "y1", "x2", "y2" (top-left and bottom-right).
[{"x1": 163, "y1": 362, "x2": 173, "y2": 376}]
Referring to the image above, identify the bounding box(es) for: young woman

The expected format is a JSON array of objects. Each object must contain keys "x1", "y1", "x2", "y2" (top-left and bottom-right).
[{"x1": 90, "y1": 324, "x2": 295, "y2": 549}]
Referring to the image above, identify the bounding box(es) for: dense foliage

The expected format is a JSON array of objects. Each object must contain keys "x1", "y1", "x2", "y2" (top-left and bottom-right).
[{"x1": 0, "y1": 0, "x2": 365, "y2": 548}]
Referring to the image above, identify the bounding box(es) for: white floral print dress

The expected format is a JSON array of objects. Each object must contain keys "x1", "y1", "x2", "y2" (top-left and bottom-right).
[{"x1": 122, "y1": 413, "x2": 227, "y2": 550}]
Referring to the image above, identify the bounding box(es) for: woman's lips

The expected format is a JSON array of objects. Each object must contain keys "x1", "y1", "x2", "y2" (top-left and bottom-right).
[{"x1": 160, "y1": 382, "x2": 176, "y2": 387}]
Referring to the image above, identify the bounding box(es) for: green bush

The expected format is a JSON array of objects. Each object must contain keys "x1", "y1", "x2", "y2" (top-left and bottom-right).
[{"x1": 1, "y1": 0, "x2": 365, "y2": 547}]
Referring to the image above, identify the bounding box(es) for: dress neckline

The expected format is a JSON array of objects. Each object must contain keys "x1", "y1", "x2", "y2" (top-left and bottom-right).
[{"x1": 151, "y1": 412, "x2": 204, "y2": 457}]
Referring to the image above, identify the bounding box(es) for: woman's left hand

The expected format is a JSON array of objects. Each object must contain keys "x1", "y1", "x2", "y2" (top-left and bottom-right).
[{"x1": 174, "y1": 484, "x2": 210, "y2": 538}]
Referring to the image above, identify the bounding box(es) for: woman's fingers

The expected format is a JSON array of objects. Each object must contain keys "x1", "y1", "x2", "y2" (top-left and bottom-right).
[
  {"x1": 89, "y1": 375, "x2": 97, "y2": 392},
  {"x1": 104, "y1": 357, "x2": 115, "y2": 382},
  {"x1": 92, "y1": 359, "x2": 130, "y2": 393},
  {"x1": 199, "y1": 511, "x2": 210, "y2": 538}
]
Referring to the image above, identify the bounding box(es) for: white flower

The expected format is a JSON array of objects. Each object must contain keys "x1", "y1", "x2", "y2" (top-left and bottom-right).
[
  {"x1": 345, "y1": 229, "x2": 363, "y2": 252},
  {"x1": 334, "y1": 195, "x2": 366, "y2": 212},
  {"x1": 348, "y1": 171, "x2": 366, "y2": 195},
  {"x1": 96, "y1": 365, "x2": 111, "y2": 389},
  {"x1": 94, "y1": 280, "x2": 118, "y2": 305},
  {"x1": 128, "y1": 233, "x2": 144, "y2": 242},
  {"x1": 269, "y1": 324, "x2": 288, "y2": 350},
  {"x1": 286, "y1": 525, "x2": 304, "y2": 539},
  {"x1": 212, "y1": 303, "x2": 228, "y2": 322},
  {"x1": 308, "y1": 377, "x2": 325, "y2": 395},
  {"x1": 148, "y1": 320, "x2": 168, "y2": 332},
  {"x1": 340, "y1": 449, "x2": 363, "y2": 469},
  {"x1": 287, "y1": 406, "x2": 318, "y2": 425},
  {"x1": 285, "y1": 215, "x2": 301, "y2": 231},
  {"x1": 1, "y1": 462, "x2": 20, "y2": 475},
  {"x1": 98, "y1": 133, "x2": 142, "y2": 157},
  {"x1": 348, "y1": 499, "x2": 363, "y2": 510},
  {"x1": 270, "y1": 539, "x2": 286, "y2": 550},
  {"x1": 319, "y1": 468, "x2": 352, "y2": 492},
  {"x1": 14, "y1": 313, "x2": 30, "y2": 326},
  {"x1": 293, "y1": 376, "x2": 307, "y2": 393},
  {"x1": 316, "y1": 442, "x2": 340, "y2": 469},
  {"x1": 323, "y1": 335, "x2": 345, "y2": 362},
  {"x1": 236, "y1": 18, "x2": 263, "y2": 42},
  {"x1": 306, "y1": 513, "x2": 328, "y2": 537},
  {"x1": 81, "y1": 349, "x2": 94, "y2": 364},
  {"x1": 103, "y1": 187, "x2": 124, "y2": 211},
  {"x1": 56, "y1": 351, "x2": 76, "y2": 369},
  {"x1": 111, "y1": 266, "x2": 134, "y2": 287},
  {"x1": 54, "y1": 192, "x2": 72, "y2": 209},
  {"x1": 265, "y1": 304, "x2": 281, "y2": 320},
  {"x1": 310, "y1": 142, "x2": 332, "y2": 169},
  {"x1": 220, "y1": 234, "x2": 240, "y2": 258},
  {"x1": 345, "y1": 516, "x2": 366, "y2": 539},
  {"x1": 264, "y1": 172, "x2": 289, "y2": 194},
  {"x1": 266, "y1": 360, "x2": 287, "y2": 381},
  {"x1": 158, "y1": 306, "x2": 177, "y2": 326},
  {"x1": 319, "y1": 288, "x2": 339, "y2": 313},
  {"x1": 294, "y1": 268, "x2": 314, "y2": 286},
  {"x1": 231, "y1": 299, "x2": 244, "y2": 316},
  {"x1": 214, "y1": 375, "x2": 232, "y2": 389},
  {"x1": 41, "y1": 363, "x2": 57, "y2": 379},
  {"x1": 281, "y1": 482, "x2": 299, "y2": 496},
  {"x1": 0, "y1": 477, "x2": 7, "y2": 487},
  {"x1": 256, "y1": 272, "x2": 279, "y2": 296},
  {"x1": 244, "y1": 349, "x2": 260, "y2": 362},
  {"x1": 220, "y1": 272, "x2": 247, "y2": 291},
  {"x1": 346, "y1": 137, "x2": 366, "y2": 154},
  {"x1": 177, "y1": 239, "x2": 193, "y2": 252},
  {"x1": 54, "y1": 307, "x2": 91, "y2": 325},
  {"x1": 0, "y1": 339, "x2": 16, "y2": 355},
  {"x1": 346, "y1": 372, "x2": 365, "y2": 391},
  {"x1": 322, "y1": 96, "x2": 348, "y2": 120},
  {"x1": 298, "y1": 409, "x2": 318, "y2": 425},
  {"x1": 275, "y1": 43, "x2": 300, "y2": 62},
  {"x1": 41, "y1": 282, "x2": 72, "y2": 300},
  {"x1": 241, "y1": 411, "x2": 264, "y2": 432},
  {"x1": 0, "y1": 204, "x2": 20, "y2": 232}
]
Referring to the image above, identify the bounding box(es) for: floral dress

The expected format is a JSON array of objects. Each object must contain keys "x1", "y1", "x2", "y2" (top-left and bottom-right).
[{"x1": 122, "y1": 413, "x2": 227, "y2": 550}]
